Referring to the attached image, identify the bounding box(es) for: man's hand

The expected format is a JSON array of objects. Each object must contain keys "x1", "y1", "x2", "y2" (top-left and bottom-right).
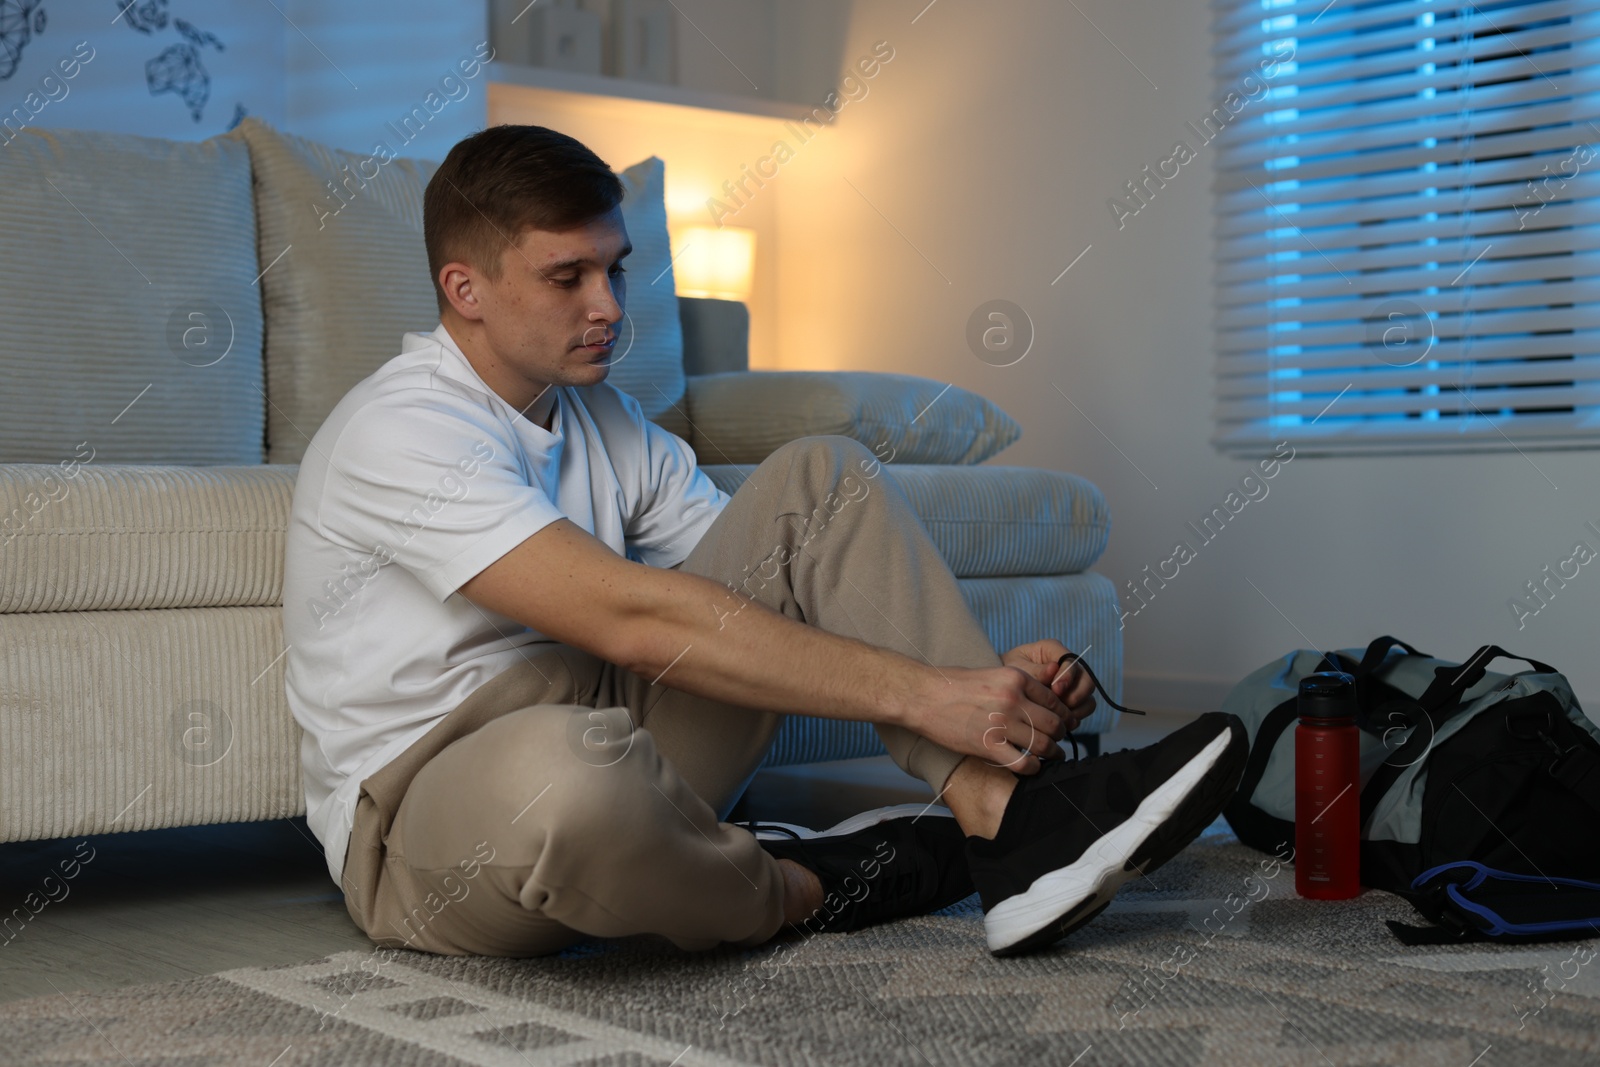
[
  {"x1": 898, "y1": 664, "x2": 1072, "y2": 775},
  {"x1": 1001, "y1": 639, "x2": 1097, "y2": 730}
]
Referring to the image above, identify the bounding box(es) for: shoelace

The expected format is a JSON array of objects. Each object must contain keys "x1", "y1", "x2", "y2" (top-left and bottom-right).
[
  {"x1": 736, "y1": 821, "x2": 805, "y2": 841},
  {"x1": 1055, "y1": 651, "x2": 1156, "y2": 762}
]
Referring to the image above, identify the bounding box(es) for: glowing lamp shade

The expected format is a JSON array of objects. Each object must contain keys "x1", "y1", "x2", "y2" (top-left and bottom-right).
[{"x1": 672, "y1": 225, "x2": 756, "y2": 302}]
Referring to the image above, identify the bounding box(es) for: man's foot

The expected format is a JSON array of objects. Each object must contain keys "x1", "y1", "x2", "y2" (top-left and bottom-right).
[
  {"x1": 967, "y1": 711, "x2": 1249, "y2": 956},
  {"x1": 743, "y1": 804, "x2": 975, "y2": 934}
]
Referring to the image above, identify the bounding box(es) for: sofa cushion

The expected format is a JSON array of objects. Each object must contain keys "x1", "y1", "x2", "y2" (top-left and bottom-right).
[
  {"x1": 0, "y1": 128, "x2": 264, "y2": 465},
  {"x1": 686, "y1": 371, "x2": 1021, "y2": 466},
  {"x1": 607, "y1": 157, "x2": 690, "y2": 439},
  {"x1": 702, "y1": 462, "x2": 1110, "y2": 578},
  {"x1": 0, "y1": 464, "x2": 296, "y2": 613},
  {"x1": 234, "y1": 118, "x2": 443, "y2": 466},
  {"x1": 236, "y1": 121, "x2": 690, "y2": 462}
]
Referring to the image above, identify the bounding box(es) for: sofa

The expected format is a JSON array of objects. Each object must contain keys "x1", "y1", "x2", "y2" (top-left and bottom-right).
[{"x1": 0, "y1": 118, "x2": 1122, "y2": 846}]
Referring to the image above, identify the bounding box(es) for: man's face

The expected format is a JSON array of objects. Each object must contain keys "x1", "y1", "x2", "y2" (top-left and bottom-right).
[{"x1": 467, "y1": 206, "x2": 632, "y2": 398}]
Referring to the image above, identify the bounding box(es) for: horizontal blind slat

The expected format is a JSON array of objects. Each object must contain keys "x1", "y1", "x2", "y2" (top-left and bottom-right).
[
  {"x1": 1216, "y1": 357, "x2": 1600, "y2": 397},
  {"x1": 1216, "y1": 201, "x2": 1600, "y2": 259},
  {"x1": 1217, "y1": 381, "x2": 1600, "y2": 419},
  {"x1": 1216, "y1": 141, "x2": 1596, "y2": 206},
  {"x1": 1219, "y1": 305, "x2": 1600, "y2": 352},
  {"x1": 1219, "y1": 331, "x2": 1600, "y2": 371},
  {"x1": 1217, "y1": 225, "x2": 1600, "y2": 281},
  {"x1": 1217, "y1": 282, "x2": 1600, "y2": 329},
  {"x1": 1268, "y1": 39, "x2": 1600, "y2": 112},
  {"x1": 1215, "y1": 93, "x2": 1600, "y2": 171},
  {"x1": 1217, "y1": 251, "x2": 1600, "y2": 307},
  {"x1": 1213, "y1": 0, "x2": 1600, "y2": 63},
  {"x1": 1214, "y1": 171, "x2": 1600, "y2": 236},
  {"x1": 1213, "y1": 411, "x2": 1600, "y2": 454},
  {"x1": 1219, "y1": 20, "x2": 1594, "y2": 94}
]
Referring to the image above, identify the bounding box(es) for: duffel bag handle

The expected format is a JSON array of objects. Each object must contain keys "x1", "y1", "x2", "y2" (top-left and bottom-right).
[
  {"x1": 1326, "y1": 635, "x2": 1429, "y2": 679},
  {"x1": 1322, "y1": 636, "x2": 1430, "y2": 733},
  {"x1": 1415, "y1": 644, "x2": 1559, "y2": 712},
  {"x1": 1320, "y1": 634, "x2": 1428, "y2": 680}
]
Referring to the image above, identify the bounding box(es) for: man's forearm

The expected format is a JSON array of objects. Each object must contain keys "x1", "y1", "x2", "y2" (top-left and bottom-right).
[
  {"x1": 460, "y1": 518, "x2": 1062, "y2": 772},
  {"x1": 614, "y1": 565, "x2": 934, "y2": 729}
]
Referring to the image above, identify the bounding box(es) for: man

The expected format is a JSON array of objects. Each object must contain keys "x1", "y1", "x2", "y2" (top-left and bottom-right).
[{"x1": 283, "y1": 124, "x2": 1247, "y2": 960}]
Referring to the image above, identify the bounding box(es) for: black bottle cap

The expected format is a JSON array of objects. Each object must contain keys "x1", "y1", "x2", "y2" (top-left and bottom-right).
[{"x1": 1298, "y1": 671, "x2": 1356, "y2": 722}]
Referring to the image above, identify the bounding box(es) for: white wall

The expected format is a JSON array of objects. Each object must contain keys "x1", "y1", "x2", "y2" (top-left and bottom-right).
[
  {"x1": 772, "y1": 0, "x2": 1600, "y2": 708},
  {"x1": 0, "y1": 2, "x2": 284, "y2": 139},
  {"x1": 0, "y1": 1, "x2": 485, "y2": 157},
  {"x1": 282, "y1": 0, "x2": 489, "y2": 159}
]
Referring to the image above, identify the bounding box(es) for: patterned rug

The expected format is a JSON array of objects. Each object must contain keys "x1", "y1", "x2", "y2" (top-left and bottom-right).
[{"x1": 3, "y1": 825, "x2": 1596, "y2": 1066}]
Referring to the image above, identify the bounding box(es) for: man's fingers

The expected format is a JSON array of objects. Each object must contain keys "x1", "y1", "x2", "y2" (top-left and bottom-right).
[
  {"x1": 1007, "y1": 656, "x2": 1055, "y2": 686},
  {"x1": 1054, "y1": 651, "x2": 1098, "y2": 708},
  {"x1": 1017, "y1": 673, "x2": 1070, "y2": 741},
  {"x1": 1070, "y1": 668, "x2": 1095, "y2": 707},
  {"x1": 981, "y1": 723, "x2": 1040, "y2": 773},
  {"x1": 1018, "y1": 670, "x2": 1064, "y2": 713},
  {"x1": 981, "y1": 711, "x2": 1058, "y2": 769}
]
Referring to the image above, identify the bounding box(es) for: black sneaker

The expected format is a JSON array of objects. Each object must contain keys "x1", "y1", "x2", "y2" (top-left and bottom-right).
[
  {"x1": 968, "y1": 711, "x2": 1249, "y2": 955},
  {"x1": 744, "y1": 803, "x2": 975, "y2": 934}
]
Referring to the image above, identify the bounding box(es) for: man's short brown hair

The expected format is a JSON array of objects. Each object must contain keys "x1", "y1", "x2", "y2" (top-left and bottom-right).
[{"x1": 423, "y1": 124, "x2": 624, "y2": 311}]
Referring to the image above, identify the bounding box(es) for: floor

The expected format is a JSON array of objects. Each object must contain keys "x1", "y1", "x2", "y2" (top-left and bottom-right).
[{"x1": 0, "y1": 711, "x2": 1188, "y2": 1006}]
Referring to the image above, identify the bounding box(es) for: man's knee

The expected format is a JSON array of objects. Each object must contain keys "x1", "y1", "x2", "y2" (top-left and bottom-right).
[{"x1": 763, "y1": 435, "x2": 875, "y2": 478}]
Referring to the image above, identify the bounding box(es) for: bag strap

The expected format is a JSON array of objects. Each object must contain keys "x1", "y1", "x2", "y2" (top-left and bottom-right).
[
  {"x1": 1322, "y1": 637, "x2": 1431, "y2": 740},
  {"x1": 1415, "y1": 644, "x2": 1559, "y2": 712},
  {"x1": 1234, "y1": 696, "x2": 1299, "y2": 812},
  {"x1": 1345, "y1": 635, "x2": 1429, "y2": 679},
  {"x1": 1386, "y1": 919, "x2": 1477, "y2": 945}
]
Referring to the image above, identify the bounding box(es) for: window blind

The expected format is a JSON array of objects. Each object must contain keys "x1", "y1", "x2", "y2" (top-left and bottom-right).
[{"x1": 1212, "y1": 0, "x2": 1600, "y2": 454}]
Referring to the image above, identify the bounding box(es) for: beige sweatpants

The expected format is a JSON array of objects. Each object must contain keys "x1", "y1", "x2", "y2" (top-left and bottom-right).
[{"x1": 339, "y1": 435, "x2": 1004, "y2": 956}]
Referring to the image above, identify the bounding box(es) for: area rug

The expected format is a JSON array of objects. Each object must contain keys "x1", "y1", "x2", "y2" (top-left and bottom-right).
[{"x1": 3, "y1": 826, "x2": 1596, "y2": 1066}]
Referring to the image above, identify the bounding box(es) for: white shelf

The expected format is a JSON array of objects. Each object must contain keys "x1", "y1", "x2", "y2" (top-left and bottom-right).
[{"x1": 487, "y1": 61, "x2": 817, "y2": 122}]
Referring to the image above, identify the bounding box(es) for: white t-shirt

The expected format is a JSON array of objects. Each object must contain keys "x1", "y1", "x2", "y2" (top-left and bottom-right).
[{"x1": 283, "y1": 324, "x2": 729, "y2": 885}]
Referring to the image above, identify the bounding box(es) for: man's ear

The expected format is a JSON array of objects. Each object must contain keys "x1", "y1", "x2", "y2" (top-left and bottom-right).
[{"x1": 439, "y1": 262, "x2": 485, "y2": 322}]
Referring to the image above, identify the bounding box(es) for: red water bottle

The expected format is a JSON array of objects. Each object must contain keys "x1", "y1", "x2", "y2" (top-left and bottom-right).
[{"x1": 1294, "y1": 671, "x2": 1361, "y2": 899}]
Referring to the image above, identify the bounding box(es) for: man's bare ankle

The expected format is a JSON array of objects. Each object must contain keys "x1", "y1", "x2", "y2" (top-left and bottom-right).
[
  {"x1": 942, "y1": 757, "x2": 1018, "y2": 840},
  {"x1": 777, "y1": 858, "x2": 824, "y2": 924}
]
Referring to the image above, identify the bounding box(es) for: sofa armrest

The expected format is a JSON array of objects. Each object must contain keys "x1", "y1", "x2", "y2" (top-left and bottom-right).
[
  {"x1": 678, "y1": 297, "x2": 749, "y2": 375},
  {"x1": 684, "y1": 371, "x2": 1021, "y2": 466}
]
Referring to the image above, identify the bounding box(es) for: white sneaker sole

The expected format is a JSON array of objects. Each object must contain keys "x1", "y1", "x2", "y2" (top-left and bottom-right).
[
  {"x1": 746, "y1": 802, "x2": 955, "y2": 842},
  {"x1": 984, "y1": 729, "x2": 1234, "y2": 954}
]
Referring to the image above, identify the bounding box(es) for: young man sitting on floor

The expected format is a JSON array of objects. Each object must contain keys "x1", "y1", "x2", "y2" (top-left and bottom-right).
[{"x1": 282, "y1": 124, "x2": 1248, "y2": 959}]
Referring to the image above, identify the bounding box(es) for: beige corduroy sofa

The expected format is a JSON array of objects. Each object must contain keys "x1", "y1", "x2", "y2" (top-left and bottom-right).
[{"x1": 0, "y1": 118, "x2": 1121, "y2": 846}]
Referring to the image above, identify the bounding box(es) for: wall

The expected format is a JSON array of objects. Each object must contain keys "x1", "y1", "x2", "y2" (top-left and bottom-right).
[
  {"x1": 0, "y1": 1, "x2": 485, "y2": 157},
  {"x1": 0, "y1": 1, "x2": 283, "y2": 139},
  {"x1": 487, "y1": 0, "x2": 857, "y2": 368},
  {"x1": 771, "y1": 0, "x2": 1600, "y2": 709},
  {"x1": 281, "y1": 0, "x2": 489, "y2": 159}
]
